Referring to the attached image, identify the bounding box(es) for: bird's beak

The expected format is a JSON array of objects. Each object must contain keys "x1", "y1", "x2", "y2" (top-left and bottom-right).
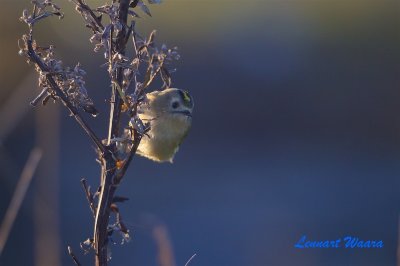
[{"x1": 172, "y1": 110, "x2": 192, "y2": 117}]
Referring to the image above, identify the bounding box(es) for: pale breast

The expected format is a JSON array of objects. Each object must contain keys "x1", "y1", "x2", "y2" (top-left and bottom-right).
[{"x1": 137, "y1": 114, "x2": 191, "y2": 162}]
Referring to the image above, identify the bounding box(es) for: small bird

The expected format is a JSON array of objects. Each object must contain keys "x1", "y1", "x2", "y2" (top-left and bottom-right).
[{"x1": 135, "y1": 88, "x2": 194, "y2": 163}]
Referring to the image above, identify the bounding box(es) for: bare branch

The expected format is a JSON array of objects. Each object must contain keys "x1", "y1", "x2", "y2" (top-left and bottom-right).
[
  {"x1": 184, "y1": 254, "x2": 197, "y2": 266},
  {"x1": 81, "y1": 178, "x2": 96, "y2": 218},
  {"x1": 67, "y1": 245, "x2": 82, "y2": 266},
  {"x1": 74, "y1": 0, "x2": 105, "y2": 32},
  {"x1": 19, "y1": 1, "x2": 182, "y2": 265},
  {"x1": 114, "y1": 129, "x2": 143, "y2": 183},
  {"x1": 107, "y1": 0, "x2": 131, "y2": 143},
  {"x1": 25, "y1": 39, "x2": 106, "y2": 154},
  {"x1": 30, "y1": 87, "x2": 49, "y2": 107},
  {"x1": 94, "y1": 2, "x2": 132, "y2": 264}
]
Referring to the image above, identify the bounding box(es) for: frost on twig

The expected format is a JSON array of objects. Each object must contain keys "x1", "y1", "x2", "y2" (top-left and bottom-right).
[
  {"x1": 20, "y1": 0, "x2": 63, "y2": 26},
  {"x1": 19, "y1": 1, "x2": 99, "y2": 117},
  {"x1": 19, "y1": 0, "x2": 105, "y2": 152},
  {"x1": 84, "y1": 0, "x2": 180, "y2": 115}
]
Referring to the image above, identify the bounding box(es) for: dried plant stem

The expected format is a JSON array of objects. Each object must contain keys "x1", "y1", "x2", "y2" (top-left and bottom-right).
[
  {"x1": 30, "y1": 87, "x2": 48, "y2": 106},
  {"x1": 0, "y1": 148, "x2": 42, "y2": 255},
  {"x1": 107, "y1": 0, "x2": 130, "y2": 143},
  {"x1": 115, "y1": 130, "x2": 142, "y2": 181},
  {"x1": 81, "y1": 178, "x2": 96, "y2": 218},
  {"x1": 94, "y1": 155, "x2": 117, "y2": 266},
  {"x1": 26, "y1": 39, "x2": 106, "y2": 154},
  {"x1": 68, "y1": 245, "x2": 82, "y2": 266},
  {"x1": 75, "y1": 0, "x2": 104, "y2": 31},
  {"x1": 94, "y1": 1, "x2": 131, "y2": 265},
  {"x1": 184, "y1": 254, "x2": 197, "y2": 266},
  {"x1": 21, "y1": 1, "x2": 180, "y2": 265}
]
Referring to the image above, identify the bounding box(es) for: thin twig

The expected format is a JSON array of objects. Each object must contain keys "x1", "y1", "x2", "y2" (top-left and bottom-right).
[
  {"x1": 184, "y1": 254, "x2": 197, "y2": 266},
  {"x1": 108, "y1": 0, "x2": 132, "y2": 142},
  {"x1": 0, "y1": 148, "x2": 42, "y2": 255},
  {"x1": 81, "y1": 178, "x2": 96, "y2": 218},
  {"x1": 94, "y1": 1, "x2": 131, "y2": 265},
  {"x1": 21, "y1": 1, "x2": 177, "y2": 266},
  {"x1": 75, "y1": 0, "x2": 104, "y2": 31},
  {"x1": 67, "y1": 245, "x2": 82, "y2": 266},
  {"x1": 30, "y1": 87, "x2": 49, "y2": 107},
  {"x1": 26, "y1": 39, "x2": 106, "y2": 155},
  {"x1": 115, "y1": 129, "x2": 142, "y2": 182}
]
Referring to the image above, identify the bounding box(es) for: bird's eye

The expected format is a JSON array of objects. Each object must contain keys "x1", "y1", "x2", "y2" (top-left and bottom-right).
[{"x1": 172, "y1": 101, "x2": 179, "y2": 109}]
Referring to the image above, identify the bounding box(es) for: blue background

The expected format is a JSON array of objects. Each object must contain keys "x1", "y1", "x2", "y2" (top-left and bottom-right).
[{"x1": 0, "y1": 1, "x2": 400, "y2": 265}]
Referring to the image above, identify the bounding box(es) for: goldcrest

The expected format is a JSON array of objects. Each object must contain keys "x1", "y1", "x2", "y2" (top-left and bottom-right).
[{"x1": 134, "y1": 88, "x2": 194, "y2": 163}]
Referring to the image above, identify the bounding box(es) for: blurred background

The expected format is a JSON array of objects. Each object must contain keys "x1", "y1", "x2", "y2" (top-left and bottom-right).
[{"x1": 1, "y1": 0, "x2": 400, "y2": 265}]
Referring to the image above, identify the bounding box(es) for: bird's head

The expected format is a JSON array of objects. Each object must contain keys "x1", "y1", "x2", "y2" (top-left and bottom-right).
[{"x1": 140, "y1": 88, "x2": 194, "y2": 120}]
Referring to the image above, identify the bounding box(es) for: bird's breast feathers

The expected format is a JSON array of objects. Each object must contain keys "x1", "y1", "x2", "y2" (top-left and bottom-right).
[{"x1": 137, "y1": 114, "x2": 191, "y2": 163}]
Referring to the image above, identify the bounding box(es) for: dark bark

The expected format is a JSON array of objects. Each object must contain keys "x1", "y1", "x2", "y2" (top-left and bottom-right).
[{"x1": 94, "y1": 1, "x2": 131, "y2": 265}]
